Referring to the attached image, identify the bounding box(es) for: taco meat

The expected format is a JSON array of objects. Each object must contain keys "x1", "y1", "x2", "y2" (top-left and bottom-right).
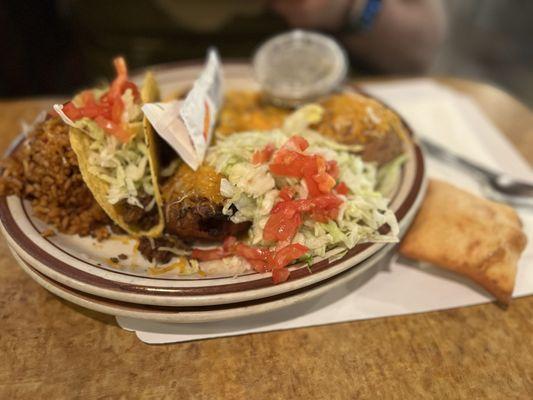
[
  {"x1": 162, "y1": 163, "x2": 250, "y2": 241},
  {"x1": 118, "y1": 195, "x2": 160, "y2": 232},
  {"x1": 138, "y1": 235, "x2": 190, "y2": 264}
]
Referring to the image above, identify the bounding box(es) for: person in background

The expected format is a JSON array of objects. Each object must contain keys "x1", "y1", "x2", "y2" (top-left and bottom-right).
[
  {"x1": 271, "y1": 0, "x2": 447, "y2": 73},
  {"x1": 0, "y1": 0, "x2": 447, "y2": 97}
]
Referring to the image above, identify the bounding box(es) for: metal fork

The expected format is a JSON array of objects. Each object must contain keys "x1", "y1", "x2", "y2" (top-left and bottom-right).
[{"x1": 419, "y1": 137, "x2": 533, "y2": 208}]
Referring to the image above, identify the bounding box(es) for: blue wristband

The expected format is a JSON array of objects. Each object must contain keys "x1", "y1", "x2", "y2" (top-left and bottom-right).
[
  {"x1": 342, "y1": 0, "x2": 383, "y2": 33},
  {"x1": 358, "y1": 0, "x2": 382, "y2": 31}
]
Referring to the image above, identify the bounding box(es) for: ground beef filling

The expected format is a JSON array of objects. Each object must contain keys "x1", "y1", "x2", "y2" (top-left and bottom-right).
[
  {"x1": 164, "y1": 196, "x2": 250, "y2": 241},
  {"x1": 138, "y1": 235, "x2": 190, "y2": 264},
  {"x1": 118, "y1": 194, "x2": 159, "y2": 231},
  {"x1": 161, "y1": 164, "x2": 250, "y2": 241}
]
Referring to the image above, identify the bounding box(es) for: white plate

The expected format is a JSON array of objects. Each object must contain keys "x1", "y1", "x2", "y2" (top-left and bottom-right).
[{"x1": 9, "y1": 242, "x2": 396, "y2": 323}]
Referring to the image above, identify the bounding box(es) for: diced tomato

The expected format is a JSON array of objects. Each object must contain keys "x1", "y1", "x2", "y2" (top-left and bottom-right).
[
  {"x1": 62, "y1": 100, "x2": 111, "y2": 121},
  {"x1": 252, "y1": 143, "x2": 275, "y2": 165},
  {"x1": 335, "y1": 181, "x2": 349, "y2": 195},
  {"x1": 292, "y1": 194, "x2": 341, "y2": 212},
  {"x1": 107, "y1": 57, "x2": 139, "y2": 104},
  {"x1": 315, "y1": 155, "x2": 326, "y2": 174},
  {"x1": 271, "y1": 243, "x2": 310, "y2": 283},
  {"x1": 266, "y1": 199, "x2": 302, "y2": 242},
  {"x1": 269, "y1": 136, "x2": 313, "y2": 176},
  {"x1": 269, "y1": 138, "x2": 339, "y2": 197},
  {"x1": 326, "y1": 160, "x2": 340, "y2": 179},
  {"x1": 191, "y1": 247, "x2": 226, "y2": 261},
  {"x1": 270, "y1": 199, "x2": 298, "y2": 217},
  {"x1": 108, "y1": 57, "x2": 129, "y2": 100},
  {"x1": 272, "y1": 268, "x2": 290, "y2": 284},
  {"x1": 284, "y1": 135, "x2": 309, "y2": 152},
  {"x1": 291, "y1": 199, "x2": 313, "y2": 213},
  {"x1": 62, "y1": 102, "x2": 82, "y2": 120},
  {"x1": 304, "y1": 156, "x2": 332, "y2": 196},
  {"x1": 262, "y1": 213, "x2": 282, "y2": 242},
  {"x1": 80, "y1": 90, "x2": 97, "y2": 107},
  {"x1": 114, "y1": 56, "x2": 128, "y2": 77},
  {"x1": 266, "y1": 193, "x2": 342, "y2": 243},
  {"x1": 273, "y1": 194, "x2": 343, "y2": 228},
  {"x1": 309, "y1": 156, "x2": 335, "y2": 193},
  {"x1": 269, "y1": 149, "x2": 308, "y2": 177},
  {"x1": 310, "y1": 208, "x2": 339, "y2": 222},
  {"x1": 313, "y1": 171, "x2": 336, "y2": 193},
  {"x1": 122, "y1": 81, "x2": 141, "y2": 100},
  {"x1": 302, "y1": 163, "x2": 321, "y2": 197},
  {"x1": 99, "y1": 92, "x2": 111, "y2": 104},
  {"x1": 191, "y1": 237, "x2": 308, "y2": 285},
  {"x1": 233, "y1": 243, "x2": 271, "y2": 261},
  {"x1": 248, "y1": 259, "x2": 269, "y2": 273},
  {"x1": 279, "y1": 186, "x2": 296, "y2": 201},
  {"x1": 79, "y1": 106, "x2": 99, "y2": 119},
  {"x1": 309, "y1": 194, "x2": 343, "y2": 222},
  {"x1": 222, "y1": 236, "x2": 237, "y2": 252},
  {"x1": 111, "y1": 96, "x2": 124, "y2": 124},
  {"x1": 309, "y1": 194, "x2": 343, "y2": 210},
  {"x1": 265, "y1": 249, "x2": 279, "y2": 268},
  {"x1": 272, "y1": 243, "x2": 309, "y2": 270},
  {"x1": 309, "y1": 210, "x2": 327, "y2": 223},
  {"x1": 60, "y1": 56, "x2": 140, "y2": 142},
  {"x1": 263, "y1": 209, "x2": 302, "y2": 243},
  {"x1": 94, "y1": 116, "x2": 132, "y2": 143}
]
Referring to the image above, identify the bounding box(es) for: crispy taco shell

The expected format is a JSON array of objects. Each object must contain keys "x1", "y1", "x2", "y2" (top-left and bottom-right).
[{"x1": 69, "y1": 72, "x2": 164, "y2": 237}]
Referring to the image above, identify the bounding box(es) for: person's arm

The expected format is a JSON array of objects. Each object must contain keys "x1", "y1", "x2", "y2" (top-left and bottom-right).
[{"x1": 270, "y1": 0, "x2": 447, "y2": 74}]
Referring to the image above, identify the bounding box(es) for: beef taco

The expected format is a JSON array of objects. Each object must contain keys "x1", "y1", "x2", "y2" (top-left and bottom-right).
[{"x1": 54, "y1": 58, "x2": 164, "y2": 237}]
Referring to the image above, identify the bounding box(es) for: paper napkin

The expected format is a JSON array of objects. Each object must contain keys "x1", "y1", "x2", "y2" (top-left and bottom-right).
[{"x1": 142, "y1": 49, "x2": 222, "y2": 170}]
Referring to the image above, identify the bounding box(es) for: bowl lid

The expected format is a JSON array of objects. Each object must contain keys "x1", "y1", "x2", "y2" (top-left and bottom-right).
[{"x1": 253, "y1": 30, "x2": 348, "y2": 106}]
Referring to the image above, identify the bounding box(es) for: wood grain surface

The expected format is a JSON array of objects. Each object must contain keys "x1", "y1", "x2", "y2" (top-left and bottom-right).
[{"x1": 0, "y1": 80, "x2": 532, "y2": 399}]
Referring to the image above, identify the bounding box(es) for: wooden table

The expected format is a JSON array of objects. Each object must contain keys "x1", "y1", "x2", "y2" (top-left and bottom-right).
[{"x1": 1, "y1": 79, "x2": 532, "y2": 399}]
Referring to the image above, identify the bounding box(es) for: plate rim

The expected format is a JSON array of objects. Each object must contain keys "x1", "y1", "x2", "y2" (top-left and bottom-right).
[{"x1": 9, "y1": 241, "x2": 396, "y2": 323}]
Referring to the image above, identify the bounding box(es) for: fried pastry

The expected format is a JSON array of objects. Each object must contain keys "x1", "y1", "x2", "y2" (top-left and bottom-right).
[{"x1": 399, "y1": 179, "x2": 527, "y2": 304}]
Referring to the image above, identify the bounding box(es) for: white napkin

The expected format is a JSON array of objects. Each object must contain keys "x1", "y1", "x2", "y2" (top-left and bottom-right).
[
  {"x1": 117, "y1": 79, "x2": 533, "y2": 344},
  {"x1": 142, "y1": 49, "x2": 222, "y2": 170}
]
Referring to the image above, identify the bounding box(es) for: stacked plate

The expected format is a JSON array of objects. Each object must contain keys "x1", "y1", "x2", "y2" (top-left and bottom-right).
[{"x1": 0, "y1": 63, "x2": 426, "y2": 323}]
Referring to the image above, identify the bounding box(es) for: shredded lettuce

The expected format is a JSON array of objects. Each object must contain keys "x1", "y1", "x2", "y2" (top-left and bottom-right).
[
  {"x1": 283, "y1": 104, "x2": 323, "y2": 133},
  {"x1": 72, "y1": 89, "x2": 150, "y2": 208},
  {"x1": 376, "y1": 154, "x2": 408, "y2": 196},
  {"x1": 205, "y1": 105, "x2": 402, "y2": 259},
  {"x1": 121, "y1": 88, "x2": 143, "y2": 124}
]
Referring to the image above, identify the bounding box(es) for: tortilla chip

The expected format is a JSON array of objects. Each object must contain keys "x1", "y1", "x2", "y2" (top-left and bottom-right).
[
  {"x1": 399, "y1": 179, "x2": 527, "y2": 304},
  {"x1": 69, "y1": 72, "x2": 164, "y2": 237}
]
